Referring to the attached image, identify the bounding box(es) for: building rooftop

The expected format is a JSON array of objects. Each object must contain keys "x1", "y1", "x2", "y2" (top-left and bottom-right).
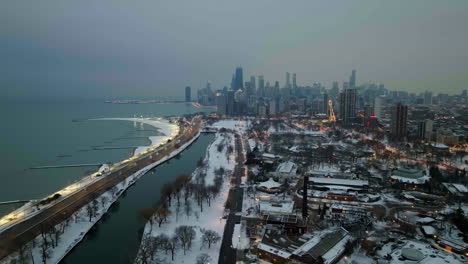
[
  {"x1": 309, "y1": 177, "x2": 369, "y2": 187},
  {"x1": 277, "y1": 161, "x2": 297, "y2": 174}
]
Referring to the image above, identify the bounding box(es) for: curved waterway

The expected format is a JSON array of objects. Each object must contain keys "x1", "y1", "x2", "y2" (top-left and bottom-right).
[{"x1": 61, "y1": 134, "x2": 215, "y2": 264}]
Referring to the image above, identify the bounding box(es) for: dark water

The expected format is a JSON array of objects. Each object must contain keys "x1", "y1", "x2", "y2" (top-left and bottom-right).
[
  {"x1": 0, "y1": 98, "x2": 209, "y2": 214},
  {"x1": 61, "y1": 134, "x2": 214, "y2": 264}
]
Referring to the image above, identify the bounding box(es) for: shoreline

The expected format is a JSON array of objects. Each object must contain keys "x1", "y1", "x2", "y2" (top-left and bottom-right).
[
  {"x1": 0, "y1": 117, "x2": 178, "y2": 233},
  {"x1": 90, "y1": 117, "x2": 179, "y2": 157},
  {"x1": 1, "y1": 131, "x2": 202, "y2": 264}
]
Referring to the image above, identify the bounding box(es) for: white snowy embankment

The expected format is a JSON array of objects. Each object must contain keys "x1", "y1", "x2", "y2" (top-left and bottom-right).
[
  {"x1": 139, "y1": 132, "x2": 236, "y2": 264},
  {"x1": 93, "y1": 118, "x2": 179, "y2": 157},
  {"x1": 1, "y1": 130, "x2": 200, "y2": 264},
  {"x1": 0, "y1": 118, "x2": 178, "y2": 234}
]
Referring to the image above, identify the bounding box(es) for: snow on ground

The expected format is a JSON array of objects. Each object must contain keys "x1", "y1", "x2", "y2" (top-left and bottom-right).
[
  {"x1": 232, "y1": 222, "x2": 250, "y2": 250},
  {"x1": 211, "y1": 119, "x2": 250, "y2": 135},
  {"x1": 93, "y1": 117, "x2": 179, "y2": 156},
  {"x1": 1, "y1": 132, "x2": 201, "y2": 264},
  {"x1": 377, "y1": 240, "x2": 464, "y2": 264},
  {"x1": 337, "y1": 248, "x2": 373, "y2": 264},
  {"x1": 242, "y1": 188, "x2": 260, "y2": 218},
  {"x1": 138, "y1": 132, "x2": 236, "y2": 264}
]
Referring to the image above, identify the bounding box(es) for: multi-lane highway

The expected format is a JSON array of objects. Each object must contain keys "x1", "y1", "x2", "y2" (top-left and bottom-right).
[{"x1": 0, "y1": 116, "x2": 202, "y2": 260}]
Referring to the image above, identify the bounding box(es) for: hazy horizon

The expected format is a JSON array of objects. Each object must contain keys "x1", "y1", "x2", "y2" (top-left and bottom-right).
[{"x1": 2, "y1": 0, "x2": 468, "y2": 99}]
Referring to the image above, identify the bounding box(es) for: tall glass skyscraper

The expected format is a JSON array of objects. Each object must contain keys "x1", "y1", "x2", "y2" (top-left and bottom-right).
[{"x1": 234, "y1": 67, "x2": 243, "y2": 91}]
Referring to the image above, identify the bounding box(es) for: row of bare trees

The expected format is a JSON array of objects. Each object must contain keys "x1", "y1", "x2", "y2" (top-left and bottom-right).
[
  {"x1": 136, "y1": 136, "x2": 231, "y2": 263},
  {"x1": 135, "y1": 226, "x2": 221, "y2": 263}
]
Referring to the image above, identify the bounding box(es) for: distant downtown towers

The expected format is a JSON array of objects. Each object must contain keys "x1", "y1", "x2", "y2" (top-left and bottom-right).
[{"x1": 185, "y1": 86, "x2": 191, "y2": 102}]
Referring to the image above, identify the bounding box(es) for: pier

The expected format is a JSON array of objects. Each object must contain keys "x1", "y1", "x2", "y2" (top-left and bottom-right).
[
  {"x1": 0, "y1": 200, "x2": 29, "y2": 206},
  {"x1": 29, "y1": 164, "x2": 103, "y2": 170}
]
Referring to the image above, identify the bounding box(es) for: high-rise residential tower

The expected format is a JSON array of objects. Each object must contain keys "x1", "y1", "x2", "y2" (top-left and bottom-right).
[
  {"x1": 373, "y1": 96, "x2": 382, "y2": 118},
  {"x1": 418, "y1": 119, "x2": 433, "y2": 141},
  {"x1": 391, "y1": 103, "x2": 408, "y2": 139},
  {"x1": 339, "y1": 87, "x2": 356, "y2": 126},
  {"x1": 349, "y1": 69, "x2": 356, "y2": 88}
]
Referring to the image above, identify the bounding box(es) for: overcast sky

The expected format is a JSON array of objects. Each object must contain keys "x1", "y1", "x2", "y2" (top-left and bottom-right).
[{"x1": 1, "y1": 0, "x2": 468, "y2": 99}]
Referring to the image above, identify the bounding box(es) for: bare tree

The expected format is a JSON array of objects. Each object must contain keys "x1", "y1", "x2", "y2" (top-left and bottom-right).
[
  {"x1": 175, "y1": 174, "x2": 191, "y2": 205},
  {"x1": 175, "y1": 226, "x2": 196, "y2": 254},
  {"x1": 196, "y1": 253, "x2": 212, "y2": 264},
  {"x1": 40, "y1": 239, "x2": 50, "y2": 264},
  {"x1": 201, "y1": 229, "x2": 221, "y2": 249},
  {"x1": 51, "y1": 225, "x2": 61, "y2": 248},
  {"x1": 92, "y1": 199, "x2": 99, "y2": 217},
  {"x1": 17, "y1": 242, "x2": 31, "y2": 264},
  {"x1": 153, "y1": 207, "x2": 171, "y2": 227},
  {"x1": 110, "y1": 186, "x2": 118, "y2": 197},
  {"x1": 100, "y1": 196, "x2": 108, "y2": 208},
  {"x1": 157, "y1": 234, "x2": 170, "y2": 255},
  {"x1": 135, "y1": 234, "x2": 159, "y2": 264},
  {"x1": 140, "y1": 208, "x2": 156, "y2": 232},
  {"x1": 184, "y1": 200, "x2": 192, "y2": 219},
  {"x1": 175, "y1": 204, "x2": 181, "y2": 222},
  {"x1": 162, "y1": 234, "x2": 179, "y2": 261},
  {"x1": 86, "y1": 204, "x2": 94, "y2": 221},
  {"x1": 161, "y1": 183, "x2": 175, "y2": 206}
]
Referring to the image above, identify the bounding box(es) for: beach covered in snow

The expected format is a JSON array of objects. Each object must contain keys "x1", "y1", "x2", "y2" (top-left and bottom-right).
[{"x1": 92, "y1": 117, "x2": 179, "y2": 156}]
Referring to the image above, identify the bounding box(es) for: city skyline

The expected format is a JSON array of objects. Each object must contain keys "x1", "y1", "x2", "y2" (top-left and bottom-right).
[{"x1": 2, "y1": 0, "x2": 468, "y2": 99}]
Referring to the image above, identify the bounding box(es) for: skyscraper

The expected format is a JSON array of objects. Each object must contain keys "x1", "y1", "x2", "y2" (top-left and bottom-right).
[
  {"x1": 418, "y1": 120, "x2": 433, "y2": 141},
  {"x1": 234, "y1": 67, "x2": 243, "y2": 91},
  {"x1": 250, "y1": 76, "x2": 256, "y2": 90},
  {"x1": 349, "y1": 69, "x2": 356, "y2": 88},
  {"x1": 216, "y1": 93, "x2": 227, "y2": 115},
  {"x1": 343, "y1": 81, "x2": 349, "y2": 90},
  {"x1": 323, "y1": 92, "x2": 329, "y2": 114},
  {"x1": 258, "y1": 75, "x2": 265, "y2": 97},
  {"x1": 226, "y1": 90, "x2": 235, "y2": 115},
  {"x1": 292, "y1": 73, "x2": 297, "y2": 89},
  {"x1": 373, "y1": 96, "x2": 382, "y2": 118},
  {"x1": 285, "y1": 72, "x2": 291, "y2": 89},
  {"x1": 339, "y1": 88, "x2": 356, "y2": 126},
  {"x1": 185, "y1": 86, "x2": 191, "y2": 102},
  {"x1": 364, "y1": 104, "x2": 374, "y2": 117},
  {"x1": 424, "y1": 91, "x2": 433, "y2": 104},
  {"x1": 247, "y1": 76, "x2": 256, "y2": 95},
  {"x1": 391, "y1": 103, "x2": 408, "y2": 139}
]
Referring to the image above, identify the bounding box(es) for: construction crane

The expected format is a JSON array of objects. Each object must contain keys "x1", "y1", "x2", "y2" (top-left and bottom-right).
[{"x1": 328, "y1": 99, "x2": 336, "y2": 123}]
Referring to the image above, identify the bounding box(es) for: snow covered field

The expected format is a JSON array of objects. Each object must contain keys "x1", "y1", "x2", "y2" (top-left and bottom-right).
[
  {"x1": 137, "y1": 132, "x2": 237, "y2": 264},
  {"x1": 1, "y1": 131, "x2": 200, "y2": 264}
]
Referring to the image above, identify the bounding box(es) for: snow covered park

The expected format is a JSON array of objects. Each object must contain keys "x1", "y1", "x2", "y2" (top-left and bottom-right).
[{"x1": 135, "y1": 131, "x2": 237, "y2": 264}]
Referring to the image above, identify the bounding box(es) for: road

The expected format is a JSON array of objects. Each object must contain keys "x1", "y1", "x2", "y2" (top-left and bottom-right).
[
  {"x1": 0, "y1": 116, "x2": 202, "y2": 261},
  {"x1": 219, "y1": 133, "x2": 246, "y2": 264}
]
